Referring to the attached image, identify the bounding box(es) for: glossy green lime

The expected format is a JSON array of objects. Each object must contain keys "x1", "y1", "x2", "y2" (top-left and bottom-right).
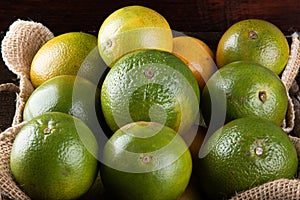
[
  {"x1": 100, "y1": 121, "x2": 192, "y2": 200},
  {"x1": 10, "y1": 112, "x2": 99, "y2": 200},
  {"x1": 196, "y1": 117, "x2": 298, "y2": 199},
  {"x1": 23, "y1": 75, "x2": 100, "y2": 134},
  {"x1": 216, "y1": 19, "x2": 289, "y2": 75},
  {"x1": 101, "y1": 49, "x2": 200, "y2": 134},
  {"x1": 201, "y1": 61, "x2": 288, "y2": 126}
]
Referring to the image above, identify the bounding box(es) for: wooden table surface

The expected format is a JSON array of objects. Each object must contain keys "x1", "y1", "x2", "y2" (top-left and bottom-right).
[{"x1": 0, "y1": 0, "x2": 300, "y2": 131}]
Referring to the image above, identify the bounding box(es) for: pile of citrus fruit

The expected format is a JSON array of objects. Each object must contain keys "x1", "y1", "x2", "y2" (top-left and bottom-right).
[{"x1": 7, "y1": 4, "x2": 298, "y2": 200}]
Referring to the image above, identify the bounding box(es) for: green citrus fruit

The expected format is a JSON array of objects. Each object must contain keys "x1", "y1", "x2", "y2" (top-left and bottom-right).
[
  {"x1": 30, "y1": 32, "x2": 98, "y2": 87},
  {"x1": 196, "y1": 117, "x2": 298, "y2": 199},
  {"x1": 23, "y1": 75, "x2": 100, "y2": 134},
  {"x1": 101, "y1": 49, "x2": 200, "y2": 134},
  {"x1": 98, "y1": 5, "x2": 173, "y2": 67},
  {"x1": 100, "y1": 121, "x2": 192, "y2": 200},
  {"x1": 216, "y1": 19, "x2": 289, "y2": 75},
  {"x1": 10, "y1": 112, "x2": 99, "y2": 200},
  {"x1": 201, "y1": 61, "x2": 288, "y2": 126}
]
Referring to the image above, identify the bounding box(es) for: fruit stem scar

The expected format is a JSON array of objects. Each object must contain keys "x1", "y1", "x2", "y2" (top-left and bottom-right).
[
  {"x1": 255, "y1": 146, "x2": 264, "y2": 156},
  {"x1": 140, "y1": 155, "x2": 153, "y2": 164},
  {"x1": 259, "y1": 91, "x2": 267, "y2": 102},
  {"x1": 43, "y1": 127, "x2": 51, "y2": 135},
  {"x1": 106, "y1": 39, "x2": 112, "y2": 48},
  {"x1": 248, "y1": 30, "x2": 258, "y2": 40},
  {"x1": 143, "y1": 69, "x2": 155, "y2": 79}
]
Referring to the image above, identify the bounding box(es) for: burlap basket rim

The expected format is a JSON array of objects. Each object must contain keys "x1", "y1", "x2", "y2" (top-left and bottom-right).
[{"x1": 0, "y1": 19, "x2": 300, "y2": 200}]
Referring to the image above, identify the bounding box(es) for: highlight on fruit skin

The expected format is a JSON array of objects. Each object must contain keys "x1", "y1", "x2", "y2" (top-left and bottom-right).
[{"x1": 98, "y1": 5, "x2": 173, "y2": 67}]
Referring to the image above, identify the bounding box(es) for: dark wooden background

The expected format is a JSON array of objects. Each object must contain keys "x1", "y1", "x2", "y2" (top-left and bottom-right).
[{"x1": 0, "y1": 0, "x2": 300, "y2": 131}]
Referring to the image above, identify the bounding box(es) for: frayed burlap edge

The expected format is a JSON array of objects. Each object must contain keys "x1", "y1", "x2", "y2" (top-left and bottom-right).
[
  {"x1": 0, "y1": 122, "x2": 29, "y2": 200},
  {"x1": 281, "y1": 33, "x2": 300, "y2": 133}
]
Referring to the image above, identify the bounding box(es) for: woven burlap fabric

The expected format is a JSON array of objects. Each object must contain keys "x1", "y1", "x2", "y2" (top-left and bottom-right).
[
  {"x1": 1, "y1": 19, "x2": 54, "y2": 126},
  {"x1": 281, "y1": 33, "x2": 300, "y2": 133},
  {"x1": 1, "y1": 19, "x2": 300, "y2": 200},
  {"x1": 1, "y1": 19, "x2": 54, "y2": 77},
  {"x1": 0, "y1": 122, "x2": 29, "y2": 200}
]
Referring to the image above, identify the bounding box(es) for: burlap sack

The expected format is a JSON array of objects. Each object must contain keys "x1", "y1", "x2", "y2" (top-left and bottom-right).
[{"x1": 0, "y1": 19, "x2": 300, "y2": 200}]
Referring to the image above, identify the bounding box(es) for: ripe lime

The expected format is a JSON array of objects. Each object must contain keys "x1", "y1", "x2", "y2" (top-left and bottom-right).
[
  {"x1": 100, "y1": 121, "x2": 192, "y2": 200},
  {"x1": 98, "y1": 5, "x2": 173, "y2": 66},
  {"x1": 216, "y1": 19, "x2": 289, "y2": 75},
  {"x1": 10, "y1": 112, "x2": 99, "y2": 200},
  {"x1": 101, "y1": 49, "x2": 200, "y2": 134},
  {"x1": 23, "y1": 75, "x2": 100, "y2": 134},
  {"x1": 196, "y1": 117, "x2": 298, "y2": 199},
  {"x1": 201, "y1": 61, "x2": 288, "y2": 126},
  {"x1": 30, "y1": 32, "x2": 98, "y2": 87},
  {"x1": 172, "y1": 36, "x2": 217, "y2": 90}
]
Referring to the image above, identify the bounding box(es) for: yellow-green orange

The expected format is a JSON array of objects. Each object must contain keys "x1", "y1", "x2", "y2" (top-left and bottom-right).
[
  {"x1": 30, "y1": 32, "x2": 97, "y2": 87},
  {"x1": 23, "y1": 75, "x2": 100, "y2": 134},
  {"x1": 216, "y1": 19, "x2": 289, "y2": 74},
  {"x1": 172, "y1": 36, "x2": 216, "y2": 90},
  {"x1": 101, "y1": 49, "x2": 200, "y2": 134},
  {"x1": 196, "y1": 117, "x2": 298, "y2": 199},
  {"x1": 10, "y1": 112, "x2": 99, "y2": 200},
  {"x1": 100, "y1": 121, "x2": 192, "y2": 200},
  {"x1": 201, "y1": 61, "x2": 288, "y2": 126},
  {"x1": 98, "y1": 5, "x2": 173, "y2": 66}
]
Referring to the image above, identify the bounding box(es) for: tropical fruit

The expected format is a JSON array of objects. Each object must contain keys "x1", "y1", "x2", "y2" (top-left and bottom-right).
[
  {"x1": 196, "y1": 117, "x2": 298, "y2": 199},
  {"x1": 100, "y1": 121, "x2": 192, "y2": 200},
  {"x1": 98, "y1": 5, "x2": 173, "y2": 67},
  {"x1": 101, "y1": 49, "x2": 200, "y2": 134},
  {"x1": 201, "y1": 61, "x2": 288, "y2": 126},
  {"x1": 23, "y1": 75, "x2": 100, "y2": 134},
  {"x1": 172, "y1": 36, "x2": 217, "y2": 90},
  {"x1": 216, "y1": 19, "x2": 289, "y2": 75},
  {"x1": 30, "y1": 32, "x2": 98, "y2": 87},
  {"x1": 10, "y1": 112, "x2": 99, "y2": 200}
]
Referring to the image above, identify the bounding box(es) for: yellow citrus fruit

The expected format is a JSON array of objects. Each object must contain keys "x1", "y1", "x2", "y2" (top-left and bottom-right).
[
  {"x1": 196, "y1": 117, "x2": 298, "y2": 199},
  {"x1": 100, "y1": 121, "x2": 192, "y2": 200},
  {"x1": 201, "y1": 61, "x2": 288, "y2": 126},
  {"x1": 10, "y1": 112, "x2": 99, "y2": 200},
  {"x1": 216, "y1": 19, "x2": 289, "y2": 75},
  {"x1": 23, "y1": 75, "x2": 100, "y2": 135},
  {"x1": 30, "y1": 32, "x2": 98, "y2": 88},
  {"x1": 172, "y1": 36, "x2": 217, "y2": 90},
  {"x1": 98, "y1": 5, "x2": 173, "y2": 67},
  {"x1": 101, "y1": 49, "x2": 200, "y2": 134}
]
